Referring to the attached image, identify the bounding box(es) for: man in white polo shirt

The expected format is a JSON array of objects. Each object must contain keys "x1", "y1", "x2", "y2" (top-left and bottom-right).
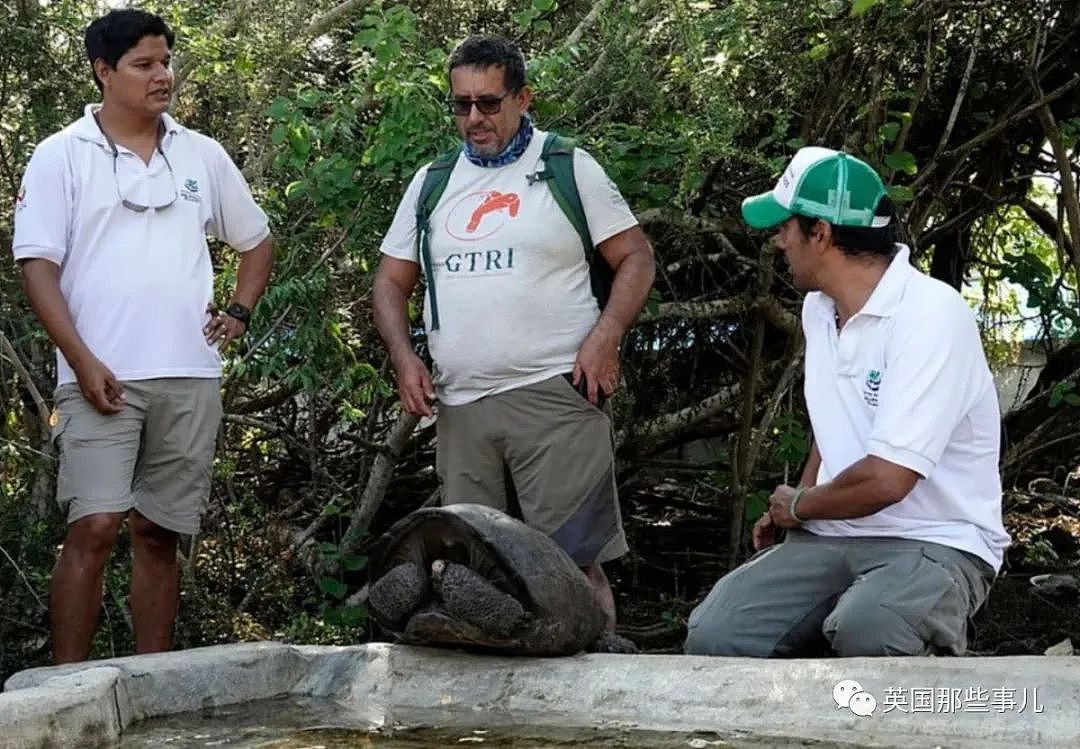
[
  {"x1": 373, "y1": 35, "x2": 654, "y2": 632},
  {"x1": 12, "y1": 9, "x2": 273, "y2": 663},
  {"x1": 684, "y1": 148, "x2": 1009, "y2": 658}
]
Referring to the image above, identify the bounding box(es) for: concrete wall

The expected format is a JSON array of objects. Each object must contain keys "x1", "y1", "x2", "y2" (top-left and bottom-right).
[{"x1": 4, "y1": 643, "x2": 1080, "y2": 748}]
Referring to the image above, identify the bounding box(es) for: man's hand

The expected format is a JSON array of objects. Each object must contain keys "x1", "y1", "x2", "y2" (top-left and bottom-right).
[
  {"x1": 573, "y1": 316, "x2": 622, "y2": 406},
  {"x1": 204, "y1": 303, "x2": 247, "y2": 349},
  {"x1": 767, "y1": 484, "x2": 803, "y2": 530},
  {"x1": 752, "y1": 512, "x2": 776, "y2": 551},
  {"x1": 73, "y1": 356, "x2": 125, "y2": 415},
  {"x1": 392, "y1": 350, "x2": 435, "y2": 418}
]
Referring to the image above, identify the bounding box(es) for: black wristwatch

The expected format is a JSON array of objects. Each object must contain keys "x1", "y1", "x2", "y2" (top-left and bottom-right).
[{"x1": 225, "y1": 302, "x2": 251, "y2": 327}]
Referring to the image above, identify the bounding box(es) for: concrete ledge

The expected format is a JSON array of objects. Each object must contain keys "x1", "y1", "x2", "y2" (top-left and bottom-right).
[
  {"x1": 342, "y1": 645, "x2": 1080, "y2": 748},
  {"x1": 0, "y1": 667, "x2": 122, "y2": 749},
  {"x1": 4, "y1": 643, "x2": 1079, "y2": 748},
  {"x1": 2, "y1": 642, "x2": 306, "y2": 741}
]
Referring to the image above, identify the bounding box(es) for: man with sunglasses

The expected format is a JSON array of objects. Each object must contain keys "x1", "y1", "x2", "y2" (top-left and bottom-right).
[
  {"x1": 374, "y1": 35, "x2": 655, "y2": 633},
  {"x1": 12, "y1": 9, "x2": 273, "y2": 664}
]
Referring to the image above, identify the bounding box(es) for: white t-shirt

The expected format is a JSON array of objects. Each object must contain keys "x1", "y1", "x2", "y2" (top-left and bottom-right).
[
  {"x1": 12, "y1": 104, "x2": 270, "y2": 386},
  {"x1": 801, "y1": 244, "x2": 1011, "y2": 571},
  {"x1": 380, "y1": 128, "x2": 639, "y2": 406}
]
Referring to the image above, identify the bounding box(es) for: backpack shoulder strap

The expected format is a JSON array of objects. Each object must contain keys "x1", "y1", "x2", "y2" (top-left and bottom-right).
[
  {"x1": 540, "y1": 133, "x2": 594, "y2": 261},
  {"x1": 414, "y1": 146, "x2": 461, "y2": 331},
  {"x1": 539, "y1": 133, "x2": 614, "y2": 309}
]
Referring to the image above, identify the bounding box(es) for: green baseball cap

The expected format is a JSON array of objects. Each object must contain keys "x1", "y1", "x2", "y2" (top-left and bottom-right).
[{"x1": 741, "y1": 147, "x2": 890, "y2": 230}]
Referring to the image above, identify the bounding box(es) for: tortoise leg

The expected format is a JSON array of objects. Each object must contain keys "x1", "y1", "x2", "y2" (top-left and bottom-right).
[
  {"x1": 369, "y1": 562, "x2": 428, "y2": 629},
  {"x1": 431, "y1": 560, "x2": 526, "y2": 637},
  {"x1": 589, "y1": 631, "x2": 640, "y2": 654}
]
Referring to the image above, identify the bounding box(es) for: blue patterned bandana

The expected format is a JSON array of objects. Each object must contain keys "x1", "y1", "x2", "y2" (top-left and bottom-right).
[{"x1": 463, "y1": 116, "x2": 533, "y2": 167}]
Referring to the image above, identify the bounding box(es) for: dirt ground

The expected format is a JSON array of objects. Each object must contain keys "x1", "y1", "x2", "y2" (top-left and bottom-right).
[{"x1": 605, "y1": 478, "x2": 1080, "y2": 656}]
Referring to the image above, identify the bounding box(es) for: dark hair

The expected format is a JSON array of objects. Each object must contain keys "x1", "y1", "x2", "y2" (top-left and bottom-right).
[
  {"x1": 448, "y1": 34, "x2": 527, "y2": 93},
  {"x1": 85, "y1": 10, "x2": 175, "y2": 91},
  {"x1": 795, "y1": 196, "x2": 902, "y2": 258}
]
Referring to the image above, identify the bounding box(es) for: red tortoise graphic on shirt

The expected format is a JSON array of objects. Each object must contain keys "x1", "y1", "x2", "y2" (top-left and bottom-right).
[{"x1": 467, "y1": 191, "x2": 520, "y2": 233}]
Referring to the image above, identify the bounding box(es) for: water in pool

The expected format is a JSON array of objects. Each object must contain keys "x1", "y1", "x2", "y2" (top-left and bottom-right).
[{"x1": 116, "y1": 695, "x2": 858, "y2": 748}]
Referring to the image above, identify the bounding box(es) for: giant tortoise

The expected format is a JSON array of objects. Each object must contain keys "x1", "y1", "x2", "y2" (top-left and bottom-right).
[{"x1": 367, "y1": 503, "x2": 636, "y2": 656}]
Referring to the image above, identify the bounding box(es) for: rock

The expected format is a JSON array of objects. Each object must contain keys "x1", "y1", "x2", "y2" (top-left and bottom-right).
[
  {"x1": 1029, "y1": 573, "x2": 1080, "y2": 598},
  {"x1": 1045, "y1": 638, "x2": 1075, "y2": 656}
]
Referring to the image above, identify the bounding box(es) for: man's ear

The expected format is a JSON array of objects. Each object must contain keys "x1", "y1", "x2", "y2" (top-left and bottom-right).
[
  {"x1": 93, "y1": 58, "x2": 112, "y2": 89},
  {"x1": 813, "y1": 219, "x2": 832, "y2": 247}
]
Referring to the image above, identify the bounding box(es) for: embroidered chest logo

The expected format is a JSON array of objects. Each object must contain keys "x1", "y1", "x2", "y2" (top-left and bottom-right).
[
  {"x1": 863, "y1": 369, "x2": 882, "y2": 407},
  {"x1": 445, "y1": 190, "x2": 520, "y2": 240},
  {"x1": 181, "y1": 178, "x2": 201, "y2": 203}
]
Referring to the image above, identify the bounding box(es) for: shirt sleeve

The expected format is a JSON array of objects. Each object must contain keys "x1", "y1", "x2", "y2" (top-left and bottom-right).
[
  {"x1": 12, "y1": 140, "x2": 71, "y2": 266},
  {"x1": 572, "y1": 148, "x2": 639, "y2": 246},
  {"x1": 379, "y1": 165, "x2": 429, "y2": 264},
  {"x1": 866, "y1": 298, "x2": 988, "y2": 478},
  {"x1": 206, "y1": 141, "x2": 270, "y2": 251}
]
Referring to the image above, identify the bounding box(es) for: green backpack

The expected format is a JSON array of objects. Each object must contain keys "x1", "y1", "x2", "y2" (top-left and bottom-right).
[{"x1": 414, "y1": 131, "x2": 614, "y2": 331}]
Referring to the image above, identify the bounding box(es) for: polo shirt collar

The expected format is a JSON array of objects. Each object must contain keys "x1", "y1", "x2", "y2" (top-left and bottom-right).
[
  {"x1": 70, "y1": 103, "x2": 184, "y2": 147},
  {"x1": 812, "y1": 242, "x2": 913, "y2": 324},
  {"x1": 858, "y1": 243, "x2": 913, "y2": 318}
]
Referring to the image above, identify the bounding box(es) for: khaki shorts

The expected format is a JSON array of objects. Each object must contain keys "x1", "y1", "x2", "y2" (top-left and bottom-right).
[
  {"x1": 51, "y1": 378, "x2": 222, "y2": 535},
  {"x1": 436, "y1": 373, "x2": 628, "y2": 566}
]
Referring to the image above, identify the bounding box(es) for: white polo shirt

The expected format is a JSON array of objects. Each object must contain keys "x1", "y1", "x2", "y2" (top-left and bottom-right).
[
  {"x1": 380, "y1": 128, "x2": 639, "y2": 405},
  {"x1": 801, "y1": 244, "x2": 1010, "y2": 571},
  {"x1": 12, "y1": 104, "x2": 269, "y2": 386}
]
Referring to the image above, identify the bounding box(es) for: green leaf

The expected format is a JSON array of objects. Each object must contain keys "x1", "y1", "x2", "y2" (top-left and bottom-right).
[
  {"x1": 285, "y1": 180, "x2": 307, "y2": 199},
  {"x1": 267, "y1": 96, "x2": 292, "y2": 119},
  {"x1": 513, "y1": 9, "x2": 539, "y2": 28},
  {"x1": 744, "y1": 491, "x2": 769, "y2": 523},
  {"x1": 270, "y1": 124, "x2": 287, "y2": 145},
  {"x1": 887, "y1": 185, "x2": 915, "y2": 204},
  {"x1": 851, "y1": 0, "x2": 881, "y2": 17},
  {"x1": 884, "y1": 150, "x2": 918, "y2": 175},
  {"x1": 808, "y1": 42, "x2": 831, "y2": 61},
  {"x1": 533, "y1": 0, "x2": 557, "y2": 10},
  {"x1": 317, "y1": 542, "x2": 338, "y2": 554},
  {"x1": 353, "y1": 28, "x2": 378, "y2": 49},
  {"x1": 343, "y1": 554, "x2": 368, "y2": 572},
  {"x1": 1049, "y1": 389, "x2": 1064, "y2": 407},
  {"x1": 1065, "y1": 394, "x2": 1080, "y2": 407},
  {"x1": 319, "y1": 576, "x2": 347, "y2": 600},
  {"x1": 645, "y1": 288, "x2": 662, "y2": 316},
  {"x1": 880, "y1": 122, "x2": 901, "y2": 143},
  {"x1": 331, "y1": 604, "x2": 367, "y2": 627}
]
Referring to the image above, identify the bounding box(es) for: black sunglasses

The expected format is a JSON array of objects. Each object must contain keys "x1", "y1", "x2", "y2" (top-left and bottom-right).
[{"x1": 446, "y1": 90, "x2": 515, "y2": 116}]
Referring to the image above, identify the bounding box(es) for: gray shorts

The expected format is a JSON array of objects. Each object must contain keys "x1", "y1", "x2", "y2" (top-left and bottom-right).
[
  {"x1": 51, "y1": 378, "x2": 222, "y2": 535},
  {"x1": 684, "y1": 529, "x2": 996, "y2": 657},
  {"x1": 435, "y1": 374, "x2": 628, "y2": 567}
]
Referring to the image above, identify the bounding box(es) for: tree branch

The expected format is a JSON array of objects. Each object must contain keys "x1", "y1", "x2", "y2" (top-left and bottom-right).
[
  {"x1": 639, "y1": 296, "x2": 752, "y2": 324},
  {"x1": 1035, "y1": 85, "x2": 1080, "y2": 278},
  {"x1": 305, "y1": 0, "x2": 373, "y2": 39},
  {"x1": 617, "y1": 383, "x2": 741, "y2": 452},
  {"x1": 1019, "y1": 198, "x2": 1076, "y2": 264},
  {"x1": 340, "y1": 410, "x2": 422, "y2": 556},
  {"x1": 911, "y1": 74, "x2": 1080, "y2": 194},
  {"x1": 562, "y1": 0, "x2": 609, "y2": 50},
  {"x1": 0, "y1": 330, "x2": 49, "y2": 438},
  {"x1": 930, "y1": 19, "x2": 980, "y2": 163}
]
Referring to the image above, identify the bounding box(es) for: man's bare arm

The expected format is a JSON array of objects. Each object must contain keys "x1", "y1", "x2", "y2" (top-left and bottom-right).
[
  {"x1": 20, "y1": 259, "x2": 123, "y2": 413},
  {"x1": 373, "y1": 256, "x2": 433, "y2": 417}
]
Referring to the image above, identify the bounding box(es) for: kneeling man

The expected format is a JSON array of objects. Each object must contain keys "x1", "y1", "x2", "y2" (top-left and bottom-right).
[{"x1": 685, "y1": 148, "x2": 1009, "y2": 657}]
